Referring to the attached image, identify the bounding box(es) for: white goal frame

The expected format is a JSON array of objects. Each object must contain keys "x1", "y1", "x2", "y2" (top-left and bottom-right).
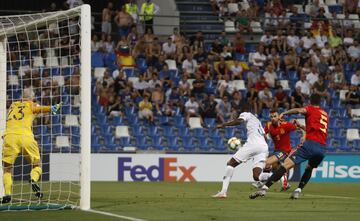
[{"x1": 0, "y1": 4, "x2": 91, "y2": 210}]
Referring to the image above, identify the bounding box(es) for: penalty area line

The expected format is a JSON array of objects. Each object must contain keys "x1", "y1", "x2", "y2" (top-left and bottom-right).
[{"x1": 86, "y1": 209, "x2": 148, "y2": 221}]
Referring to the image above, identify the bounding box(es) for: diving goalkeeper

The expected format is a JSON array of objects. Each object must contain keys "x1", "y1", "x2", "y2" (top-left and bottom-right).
[{"x1": 1, "y1": 88, "x2": 62, "y2": 204}]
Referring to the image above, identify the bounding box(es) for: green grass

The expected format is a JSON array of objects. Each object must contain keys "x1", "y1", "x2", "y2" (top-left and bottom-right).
[{"x1": 1, "y1": 182, "x2": 360, "y2": 221}]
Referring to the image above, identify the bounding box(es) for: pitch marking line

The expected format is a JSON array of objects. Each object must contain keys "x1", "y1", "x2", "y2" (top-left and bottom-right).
[
  {"x1": 87, "y1": 209, "x2": 147, "y2": 221},
  {"x1": 266, "y1": 192, "x2": 357, "y2": 200}
]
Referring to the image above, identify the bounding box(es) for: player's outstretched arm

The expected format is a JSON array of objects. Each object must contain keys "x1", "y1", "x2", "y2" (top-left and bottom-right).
[
  {"x1": 217, "y1": 118, "x2": 244, "y2": 128},
  {"x1": 279, "y1": 107, "x2": 307, "y2": 119},
  {"x1": 31, "y1": 102, "x2": 62, "y2": 115}
]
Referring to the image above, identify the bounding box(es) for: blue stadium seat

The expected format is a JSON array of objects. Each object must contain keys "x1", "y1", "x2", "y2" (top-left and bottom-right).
[
  {"x1": 224, "y1": 127, "x2": 235, "y2": 139},
  {"x1": 111, "y1": 116, "x2": 123, "y2": 126},
  {"x1": 70, "y1": 126, "x2": 80, "y2": 136},
  {"x1": 34, "y1": 125, "x2": 48, "y2": 135},
  {"x1": 125, "y1": 106, "x2": 136, "y2": 116},
  {"x1": 51, "y1": 115, "x2": 61, "y2": 125},
  {"x1": 198, "y1": 138, "x2": 211, "y2": 151},
  {"x1": 235, "y1": 53, "x2": 246, "y2": 61},
  {"x1": 212, "y1": 138, "x2": 226, "y2": 151},
  {"x1": 136, "y1": 58, "x2": 147, "y2": 72},
  {"x1": 71, "y1": 136, "x2": 80, "y2": 146},
  {"x1": 329, "y1": 109, "x2": 340, "y2": 118},
  {"x1": 100, "y1": 126, "x2": 112, "y2": 136},
  {"x1": 162, "y1": 126, "x2": 174, "y2": 137},
  {"x1": 52, "y1": 125, "x2": 64, "y2": 135},
  {"x1": 151, "y1": 136, "x2": 164, "y2": 150},
  {"x1": 71, "y1": 107, "x2": 80, "y2": 115},
  {"x1": 136, "y1": 136, "x2": 148, "y2": 150},
  {"x1": 159, "y1": 70, "x2": 169, "y2": 79},
  {"x1": 91, "y1": 52, "x2": 105, "y2": 68},
  {"x1": 167, "y1": 137, "x2": 180, "y2": 151},
  {"x1": 104, "y1": 135, "x2": 116, "y2": 150},
  {"x1": 127, "y1": 115, "x2": 139, "y2": 126},
  {"x1": 123, "y1": 68, "x2": 135, "y2": 78},
  {"x1": 192, "y1": 128, "x2": 205, "y2": 139},
  {"x1": 120, "y1": 137, "x2": 132, "y2": 146},
  {"x1": 288, "y1": 71, "x2": 298, "y2": 81},
  {"x1": 182, "y1": 138, "x2": 195, "y2": 151},
  {"x1": 147, "y1": 126, "x2": 159, "y2": 136},
  {"x1": 104, "y1": 53, "x2": 118, "y2": 71},
  {"x1": 131, "y1": 125, "x2": 144, "y2": 136},
  {"x1": 204, "y1": 118, "x2": 216, "y2": 128},
  {"x1": 354, "y1": 140, "x2": 360, "y2": 151},
  {"x1": 91, "y1": 136, "x2": 101, "y2": 152},
  {"x1": 158, "y1": 116, "x2": 170, "y2": 125},
  {"x1": 328, "y1": 5, "x2": 343, "y2": 14},
  {"x1": 178, "y1": 127, "x2": 190, "y2": 136},
  {"x1": 61, "y1": 105, "x2": 71, "y2": 115},
  {"x1": 326, "y1": 139, "x2": 336, "y2": 152},
  {"x1": 208, "y1": 128, "x2": 221, "y2": 139}
]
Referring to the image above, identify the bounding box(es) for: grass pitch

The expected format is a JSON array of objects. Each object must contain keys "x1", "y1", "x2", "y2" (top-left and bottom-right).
[{"x1": 1, "y1": 182, "x2": 359, "y2": 221}]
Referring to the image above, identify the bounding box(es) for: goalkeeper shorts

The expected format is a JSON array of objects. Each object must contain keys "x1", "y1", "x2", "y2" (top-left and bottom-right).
[{"x1": 2, "y1": 134, "x2": 40, "y2": 165}]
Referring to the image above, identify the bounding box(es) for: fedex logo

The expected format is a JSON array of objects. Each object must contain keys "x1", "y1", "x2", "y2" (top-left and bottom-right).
[{"x1": 118, "y1": 157, "x2": 196, "y2": 182}]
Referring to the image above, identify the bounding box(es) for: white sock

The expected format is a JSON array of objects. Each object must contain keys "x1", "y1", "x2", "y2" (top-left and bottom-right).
[
  {"x1": 259, "y1": 172, "x2": 272, "y2": 182},
  {"x1": 220, "y1": 165, "x2": 234, "y2": 194}
]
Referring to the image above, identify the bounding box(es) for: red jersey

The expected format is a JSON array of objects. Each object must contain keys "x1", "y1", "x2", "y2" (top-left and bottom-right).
[
  {"x1": 304, "y1": 105, "x2": 328, "y2": 145},
  {"x1": 264, "y1": 121, "x2": 297, "y2": 153}
]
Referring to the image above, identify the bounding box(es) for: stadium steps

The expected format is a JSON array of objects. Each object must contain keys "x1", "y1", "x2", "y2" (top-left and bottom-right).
[{"x1": 176, "y1": 0, "x2": 223, "y2": 39}]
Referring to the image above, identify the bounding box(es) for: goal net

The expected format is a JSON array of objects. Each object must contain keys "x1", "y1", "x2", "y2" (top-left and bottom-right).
[{"x1": 0, "y1": 5, "x2": 91, "y2": 211}]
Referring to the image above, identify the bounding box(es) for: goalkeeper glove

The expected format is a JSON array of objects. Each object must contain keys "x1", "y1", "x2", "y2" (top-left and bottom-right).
[{"x1": 51, "y1": 102, "x2": 62, "y2": 115}]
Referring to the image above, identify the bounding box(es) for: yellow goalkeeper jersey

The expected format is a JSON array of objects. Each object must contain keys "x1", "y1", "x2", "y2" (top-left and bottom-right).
[{"x1": 4, "y1": 101, "x2": 51, "y2": 137}]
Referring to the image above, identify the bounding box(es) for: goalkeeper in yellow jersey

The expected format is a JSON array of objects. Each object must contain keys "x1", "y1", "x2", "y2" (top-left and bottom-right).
[{"x1": 1, "y1": 88, "x2": 62, "y2": 204}]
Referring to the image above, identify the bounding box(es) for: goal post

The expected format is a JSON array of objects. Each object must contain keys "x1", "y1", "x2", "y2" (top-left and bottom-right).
[{"x1": 0, "y1": 5, "x2": 91, "y2": 211}]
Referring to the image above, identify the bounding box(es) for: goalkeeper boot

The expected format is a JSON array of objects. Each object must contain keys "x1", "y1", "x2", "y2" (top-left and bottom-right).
[
  {"x1": 290, "y1": 188, "x2": 301, "y2": 199},
  {"x1": 30, "y1": 179, "x2": 44, "y2": 199},
  {"x1": 1, "y1": 195, "x2": 11, "y2": 204}
]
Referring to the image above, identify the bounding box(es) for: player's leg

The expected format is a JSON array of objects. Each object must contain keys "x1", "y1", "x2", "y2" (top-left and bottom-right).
[
  {"x1": 23, "y1": 136, "x2": 43, "y2": 198},
  {"x1": 212, "y1": 157, "x2": 239, "y2": 198},
  {"x1": 1, "y1": 134, "x2": 21, "y2": 203},
  {"x1": 251, "y1": 151, "x2": 268, "y2": 188}
]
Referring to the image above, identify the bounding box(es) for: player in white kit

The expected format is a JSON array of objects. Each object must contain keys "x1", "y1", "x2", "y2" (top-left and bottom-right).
[{"x1": 212, "y1": 106, "x2": 269, "y2": 198}]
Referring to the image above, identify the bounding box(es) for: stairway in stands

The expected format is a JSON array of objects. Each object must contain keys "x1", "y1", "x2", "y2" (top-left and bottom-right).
[{"x1": 175, "y1": 0, "x2": 224, "y2": 41}]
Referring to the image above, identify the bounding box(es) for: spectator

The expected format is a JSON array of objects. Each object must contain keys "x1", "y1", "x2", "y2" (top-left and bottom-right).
[
  {"x1": 231, "y1": 91, "x2": 247, "y2": 118},
  {"x1": 216, "y1": 95, "x2": 232, "y2": 123},
  {"x1": 291, "y1": 86, "x2": 305, "y2": 108},
  {"x1": 268, "y1": 47, "x2": 281, "y2": 71},
  {"x1": 317, "y1": 56, "x2": 330, "y2": 76},
  {"x1": 193, "y1": 47, "x2": 208, "y2": 63},
  {"x1": 97, "y1": 69, "x2": 114, "y2": 87},
  {"x1": 343, "y1": 30, "x2": 354, "y2": 46},
  {"x1": 201, "y1": 94, "x2": 218, "y2": 119},
  {"x1": 247, "y1": 87, "x2": 259, "y2": 116},
  {"x1": 263, "y1": 65, "x2": 277, "y2": 88},
  {"x1": 328, "y1": 30, "x2": 342, "y2": 48},
  {"x1": 133, "y1": 74, "x2": 149, "y2": 95},
  {"x1": 218, "y1": 31, "x2": 230, "y2": 47},
  {"x1": 114, "y1": 6, "x2": 133, "y2": 38},
  {"x1": 104, "y1": 35, "x2": 115, "y2": 53},
  {"x1": 218, "y1": 74, "x2": 235, "y2": 97},
  {"x1": 320, "y1": 43, "x2": 332, "y2": 59},
  {"x1": 125, "y1": 0, "x2": 139, "y2": 23},
  {"x1": 91, "y1": 34, "x2": 101, "y2": 52},
  {"x1": 162, "y1": 37, "x2": 177, "y2": 59},
  {"x1": 191, "y1": 31, "x2": 205, "y2": 53},
  {"x1": 138, "y1": 94, "x2": 154, "y2": 123},
  {"x1": 230, "y1": 60, "x2": 243, "y2": 80},
  {"x1": 108, "y1": 96, "x2": 123, "y2": 116},
  {"x1": 185, "y1": 95, "x2": 202, "y2": 125},
  {"x1": 286, "y1": 29, "x2": 300, "y2": 49},
  {"x1": 148, "y1": 73, "x2": 161, "y2": 89},
  {"x1": 306, "y1": 67, "x2": 320, "y2": 86},
  {"x1": 331, "y1": 64, "x2": 346, "y2": 89},
  {"x1": 252, "y1": 45, "x2": 267, "y2": 68},
  {"x1": 247, "y1": 65, "x2": 261, "y2": 88},
  {"x1": 255, "y1": 76, "x2": 269, "y2": 91},
  {"x1": 170, "y1": 27, "x2": 181, "y2": 44},
  {"x1": 301, "y1": 31, "x2": 315, "y2": 51},
  {"x1": 101, "y1": 2, "x2": 114, "y2": 35},
  {"x1": 347, "y1": 40, "x2": 360, "y2": 62},
  {"x1": 192, "y1": 74, "x2": 205, "y2": 95},
  {"x1": 209, "y1": 39, "x2": 222, "y2": 60},
  {"x1": 215, "y1": 57, "x2": 229, "y2": 78},
  {"x1": 179, "y1": 75, "x2": 191, "y2": 96},
  {"x1": 127, "y1": 26, "x2": 139, "y2": 48},
  {"x1": 345, "y1": 85, "x2": 360, "y2": 116},
  {"x1": 274, "y1": 85, "x2": 289, "y2": 109},
  {"x1": 295, "y1": 74, "x2": 311, "y2": 97},
  {"x1": 220, "y1": 46, "x2": 232, "y2": 60},
  {"x1": 235, "y1": 9, "x2": 252, "y2": 33},
  {"x1": 165, "y1": 86, "x2": 181, "y2": 104},
  {"x1": 289, "y1": 7, "x2": 304, "y2": 30},
  {"x1": 351, "y1": 70, "x2": 360, "y2": 86},
  {"x1": 182, "y1": 53, "x2": 197, "y2": 76},
  {"x1": 140, "y1": 0, "x2": 160, "y2": 33},
  {"x1": 162, "y1": 102, "x2": 176, "y2": 116},
  {"x1": 260, "y1": 31, "x2": 273, "y2": 47},
  {"x1": 151, "y1": 84, "x2": 164, "y2": 115},
  {"x1": 284, "y1": 48, "x2": 299, "y2": 72},
  {"x1": 313, "y1": 75, "x2": 331, "y2": 103},
  {"x1": 258, "y1": 87, "x2": 274, "y2": 112}
]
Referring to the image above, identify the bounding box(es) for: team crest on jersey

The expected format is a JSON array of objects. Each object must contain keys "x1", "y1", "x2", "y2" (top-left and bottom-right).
[{"x1": 280, "y1": 128, "x2": 285, "y2": 134}]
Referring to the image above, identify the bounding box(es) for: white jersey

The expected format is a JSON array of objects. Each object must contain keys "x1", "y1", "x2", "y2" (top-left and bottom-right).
[{"x1": 238, "y1": 112, "x2": 267, "y2": 145}]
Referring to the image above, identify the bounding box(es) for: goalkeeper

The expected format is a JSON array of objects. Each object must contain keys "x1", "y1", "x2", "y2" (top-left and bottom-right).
[{"x1": 1, "y1": 88, "x2": 62, "y2": 204}]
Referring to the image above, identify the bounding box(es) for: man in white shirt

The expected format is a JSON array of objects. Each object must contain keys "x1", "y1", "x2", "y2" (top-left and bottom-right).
[
  {"x1": 351, "y1": 70, "x2": 360, "y2": 86},
  {"x1": 258, "y1": 87, "x2": 274, "y2": 109},
  {"x1": 300, "y1": 32, "x2": 315, "y2": 50},
  {"x1": 347, "y1": 40, "x2": 360, "y2": 59},
  {"x1": 343, "y1": 30, "x2": 354, "y2": 46},
  {"x1": 252, "y1": 46, "x2": 267, "y2": 68},
  {"x1": 133, "y1": 74, "x2": 149, "y2": 91},
  {"x1": 184, "y1": 95, "x2": 203, "y2": 125},
  {"x1": 260, "y1": 31, "x2": 273, "y2": 46},
  {"x1": 162, "y1": 37, "x2": 176, "y2": 58},
  {"x1": 295, "y1": 74, "x2": 311, "y2": 97},
  {"x1": 306, "y1": 67, "x2": 319, "y2": 86},
  {"x1": 287, "y1": 29, "x2": 300, "y2": 48},
  {"x1": 263, "y1": 65, "x2": 277, "y2": 88},
  {"x1": 182, "y1": 54, "x2": 198, "y2": 75},
  {"x1": 218, "y1": 74, "x2": 235, "y2": 97},
  {"x1": 212, "y1": 105, "x2": 268, "y2": 198}
]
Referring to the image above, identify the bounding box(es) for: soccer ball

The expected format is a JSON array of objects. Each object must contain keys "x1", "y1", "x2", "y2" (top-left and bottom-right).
[{"x1": 227, "y1": 137, "x2": 242, "y2": 150}]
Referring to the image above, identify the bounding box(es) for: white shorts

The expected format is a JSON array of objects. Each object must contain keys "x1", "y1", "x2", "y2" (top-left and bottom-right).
[{"x1": 232, "y1": 142, "x2": 268, "y2": 169}]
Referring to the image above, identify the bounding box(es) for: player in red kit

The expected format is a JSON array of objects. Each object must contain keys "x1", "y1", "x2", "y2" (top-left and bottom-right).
[
  {"x1": 255, "y1": 109, "x2": 305, "y2": 191},
  {"x1": 250, "y1": 93, "x2": 328, "y2": 199}
]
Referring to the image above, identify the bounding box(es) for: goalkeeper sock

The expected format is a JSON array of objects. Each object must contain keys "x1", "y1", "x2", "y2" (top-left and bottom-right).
[
  {"x1": 220, "y1": 165, "x2": 234, "y2": 194},
  {"x1": 3, "y1": 172, "x2": 13, "y2": 196},
  {"x1": 30, "y1": 166, "x2": 42, "y2": 182},
  {"x1": 265, "y1": 166, "x2": 287, "y2": 188},
  {"x1": 298, "y1": 167, "x2": 313, "y2": 190}
]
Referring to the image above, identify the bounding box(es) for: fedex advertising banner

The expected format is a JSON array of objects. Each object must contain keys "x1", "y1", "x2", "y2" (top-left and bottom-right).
[
  {"x1": 301, "y1": 155, "x2": 360, "y2": 182},
  {"x1": 50, "y1": 154, "x2": 263, "y2": 182}
]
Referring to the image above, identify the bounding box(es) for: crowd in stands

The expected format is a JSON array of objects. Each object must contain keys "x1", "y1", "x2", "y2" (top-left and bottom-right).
[{"x1": 92, "y1": 0, "x2": 359, "y2": 128}]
